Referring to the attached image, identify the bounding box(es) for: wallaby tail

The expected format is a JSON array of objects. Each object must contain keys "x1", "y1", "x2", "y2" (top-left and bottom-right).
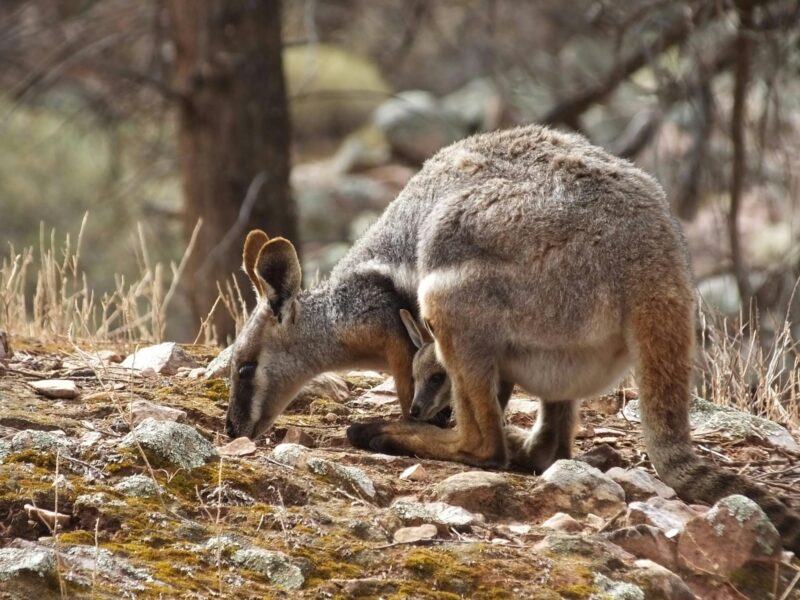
[{"x1": 631, "y1": 281, "x2": 800, "y2": 553}]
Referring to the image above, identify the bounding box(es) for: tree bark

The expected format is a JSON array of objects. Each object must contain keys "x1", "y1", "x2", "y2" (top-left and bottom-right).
[
  {"x1": 729, "y1": 2, "x2": 754, "y2": 314},
  {"x1": 167, "y1": 0, "x2": 296, "y2": 342}
]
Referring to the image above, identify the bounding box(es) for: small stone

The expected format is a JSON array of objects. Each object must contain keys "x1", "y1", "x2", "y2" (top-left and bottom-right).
[
  {"x1": 297, "y1": 372, "x2": 350, "y2": 403},
  {"x1": 0, "y1": 546, "x2": 57, "y2": 585},
  {"x1": 353, "y1": 377, "x2": 398, "y2": 407},
  {"x1": 11, "y1": 430, "x2": 73, "y2": 456},
  {"x1": 78, "y1": 431, "x2": 103, "y2": 448},
  {"x1": 507, "y1": 523, "x2": 531, "y2": 536},
  {"x1": 585, "y1": 513, "x2": 606, "y2": 531},
  {"x1": 623, "y1": 497, "x2": 704, "y2": 538},
  {"x1": 584, "y1": 394, "x2": 622, "y2": 415},
  {"x1": 432, "y1": 471, "x2": 512, "y2": 516},
  {"x1": 270, "y1": 443, "x2": 309, "y2": 468},
  {"x1": 121, "y1": 342, "x2": 200, "y2": 375},
  {"x1": 205, "y1": 345, "x2": 233, "y2": 379},
  {"x1": 231, "y1": 548, "x2": 304, "y2": 590},
  {"x1": 205, "y1": 535, "x2": 243, "y2": 555},
  {"x1": 129, "y1": 399, "x2": 187, "y2": 426},
  {"x1": 399, "y1": 464, "x2": 428, "y2": 481},
  {"x1": 606, "y1": 467, "x2": 676, "y2": 501},
  {"x1": 505, "y1": 397, "x2": 539, "y2": 415},
  {"x1": 533, "y1": 459, "x2": 626, "y2": 518},
  {"x1": 577, "y1": 443, "x2": 626, "y2": 471},
  {"x1": 306, "y1": 457, "x2": 376, "y2": 499},
  {"x1": 605, "y1": 524, "x2": 678, "y2": 571},
  {"x1": 630, "y1": 559, "x2": 696, "y2": 600},
  {"x1": 113, "y1": 474, "x2": 163, "y2": 498},
  {"x1": 188, "y1": 367, "x2": 206, "y2": 379},
  {"x1": 593, "y1": 573, "x2": 645, "y2": 600},
  {"x1": 29, "y1": 379, "x2": 79, "y2": 399},
  {"x1": 390, "y1": 499, "x2": 483, "y2": 531},
  {"x1": 283, "y1": 427, "x2": 316, "y2": 448},
  {"x1": 119, "y1": 418, "x2": 217, "y2": 469},
  {"x1": 218, "y1": 437, "x2": 257, "y2": 457},
  {"x1": 392, "y1": 523, "x2": 438, "y2": 544},
  {"x1": 542, "y1": 512, "x2": 583, "y2": 532},
  {"x1": 677, "y1": 494, "x2": 781, "y2": 577}
]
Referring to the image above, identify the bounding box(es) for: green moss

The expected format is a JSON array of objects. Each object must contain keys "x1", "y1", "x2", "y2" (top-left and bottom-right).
[
  {"x1": 4, "y1": 449, "x2": 59, "y2": 469},
  {"x1": 403, "y1": 549, "x2": 476, "y2": 595},
  {"x1": 57, "y1": 530, "x2": 96, "y2": 545},
  {"x1": 203, "y1": 379, "x2": 229, "y2": 402}
]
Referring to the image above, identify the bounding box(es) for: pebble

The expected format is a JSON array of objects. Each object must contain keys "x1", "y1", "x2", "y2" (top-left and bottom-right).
[
  {"x1": 121, "y1": 342, "x2": 200, "y2": 375},
  {"x1": 533, "y1": 459, "x2": 626, "y2": 518},
  {"x1": 129, "y1": 399, "x2": 187, "y2": 426},
  {"x1": 393, "y1": 523, "x2": 438, "y2": 543},
  {"x1": 217, "y1": 437, "x2": 257, "y2": 457},
  {"x1": 399, "y1": 464, "x2": 428, "y2": 481},
  {"x1": 231, "y1": 548, "x2": 304, "y2": 590},
  {"x1": 432, "y1": 470, "x2": 511, "y2": 516},
  {"x1": 119, "y1": 418, "x2": 217, "y2": 469},
  {"x1": 29, "y1": 379, "x2": 79, "y2": 399}
]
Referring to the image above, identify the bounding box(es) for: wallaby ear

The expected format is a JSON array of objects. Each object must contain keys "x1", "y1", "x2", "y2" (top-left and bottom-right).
[
  {"x1": 243, "y1": 229, "x2": 270, "y2": 299},
  {"x1": 399, "y1": 309, "x2": 431, "y2": 349},
  {"x1": 255, "y1": 237, "x2": 301, "y2": 321}
]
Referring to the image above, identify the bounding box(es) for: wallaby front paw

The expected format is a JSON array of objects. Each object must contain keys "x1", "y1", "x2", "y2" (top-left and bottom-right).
[{"x1": 347, "y1": 421, "x2": 414, "y2": 456}]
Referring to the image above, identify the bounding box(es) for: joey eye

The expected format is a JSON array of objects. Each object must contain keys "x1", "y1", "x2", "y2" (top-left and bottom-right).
[
  {"x1": 238, "y1": 362, "x2": 257, "y2": 380},
  {"x1": 429, "y1": 373, "x2": 445, "y2": 386}
]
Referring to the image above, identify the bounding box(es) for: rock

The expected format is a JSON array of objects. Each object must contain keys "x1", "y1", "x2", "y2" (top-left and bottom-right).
[
  {"x1": 129, "y1": 399, "x2": 187, "y2": 426},
  {"x1": 78, "y1": 431, "x2": 103, "y2": 449},
  {"x1": 584, "y1": 394, "x2": 623, "y2": 415},
  {"x1": 11, "y1": 429, "x2": 74, "y2": 456},
  {"x1": 577, "y1": 443, "x2": 626, "y2": 471},
  {"x1": 534, "y1": 459, "x2": 626, "y2": 518},
  {"x1": 217, "y1": 437, "x2": 257, "y2": 457},
  {"x1": 605, "y1": 524, "x2": 678, "y2": 571},
  {"x1": 113, "y1": 474, "x2": 163, "y2": 498},
  {"x1": 306, "y1": 457, "x2": 376, "y2": 499},
  {"x1": 23, "y1": 505, "x2": 70, "y2": 529},
  {"x1": 677, "y1": 495, "x2": 781, "y2": 577},
  {"x1": 533, "y1": 533, "x2": 635, "y2": 564},
  {"x1": 270, "y1": 443, "x2": 309, "y2": 468},
  {"x1": 390, "y1": 499, "x2": 484, "y2": 531},
  {"x1": 297, "y1": 372, "x2": 349, "y2": 403},
  {"x1": 606, "y1": 467, "x2": 676, "y2": 501},
  {"x1": 399, "y1": 464, "x2": 428, "y2": 481},
  {"x1": 29, "y1": 379, "x2": 79, "y2": 399},
  {"x1": 282, "y1": 427, "x2": 316, "y2": 448},
  {"x1": 205, "y1": 345, "x2": 233, "y2": 379},
  {"x1": 630, "y1": 559, "x2": 696, "y2": 600},
  {"x1": 505, "y1": 397, "x2": 539, "y2": 415},
  {"x1": 0, "y1": 546, "x2": 57, "y2": 586},
  {"x1": 0, "y1": 439, "x2": 11, "y2": 463},
  {"x1": 373, "y1": 91, "x2": 468, "y2": 163},
  {"x1": 392, "y1": 523, "x2": 438, "y2": 544},
  {"x1": 623, "y1": 398, "x2": 799, "y2": 451},
  {"x1": 624, "y1": 497, "x2": 704, "y2": 538},
  {"x1": 593, "y1": 573, "x2": 645, "y2": 600},
  {"x1": 542, "y1": 512, "x2": 583, "y2": 532},
  {"x1": 205, "y1": 535, "x2": 243, "y2": 555},
  {"x1": 121, "y1": 342, "x2": 200, "y2": 375},
  {"x1": 231, "y1": 548, "x2": 304, "y2": 590},
  {"x1": 119, "y1": 418, "x2": 217, "y2": 469},
  {"x1": 432, "y1": 471, "x2": 511, "y2": 516},
  {"x1": 352, "y1": 377, "x2": 398, "y2": 408},
  {"x1": 441, "y1": 78, "x2": 502, "y2": 132}
]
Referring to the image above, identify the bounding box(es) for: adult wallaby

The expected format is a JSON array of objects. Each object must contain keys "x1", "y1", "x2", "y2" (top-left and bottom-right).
[{"x1": 225, "y1": 124, "x2": 800, "y2": 552}]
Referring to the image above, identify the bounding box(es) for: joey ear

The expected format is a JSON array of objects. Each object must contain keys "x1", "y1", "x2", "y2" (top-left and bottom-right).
[
  {"x1": 255, "y1": 237, "x2": 301, "y2": 321},
  {"x1": 243, "y1": 229, "x2": 270, "y2": 299},
  {"x1": 399, "y1": 309, "x2": 432, "y2": 349}
]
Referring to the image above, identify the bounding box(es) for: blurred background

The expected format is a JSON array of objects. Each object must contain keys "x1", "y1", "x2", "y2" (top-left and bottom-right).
[{"x1": 1, "y1": 0, "x2": 799, "y2": 357}]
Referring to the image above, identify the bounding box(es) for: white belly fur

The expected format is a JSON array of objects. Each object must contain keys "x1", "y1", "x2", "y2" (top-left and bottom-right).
[{"x1": 500, "y1": 337, "x2": 631, "y2": 400}]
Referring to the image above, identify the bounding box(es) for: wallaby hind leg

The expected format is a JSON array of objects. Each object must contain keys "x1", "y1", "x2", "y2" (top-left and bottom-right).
[
  {"x1": 349, "y1": 319, "x2": 507, "y2": 467},
  {"x1": 506, "y1": 400, "x2": 576, "y2": 473},
  {"x1": 632, "y1": 281, "x2": 800, "y2": 553}
]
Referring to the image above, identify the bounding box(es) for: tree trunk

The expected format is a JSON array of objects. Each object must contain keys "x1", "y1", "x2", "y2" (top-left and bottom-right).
[{"x1": 167, "y1": 0, "x2": 296, "y2": 342}]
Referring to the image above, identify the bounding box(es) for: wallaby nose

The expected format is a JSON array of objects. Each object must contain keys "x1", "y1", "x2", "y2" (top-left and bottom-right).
[{"x1": 410, "y1": 405, "x2": 421, "y2": 419}]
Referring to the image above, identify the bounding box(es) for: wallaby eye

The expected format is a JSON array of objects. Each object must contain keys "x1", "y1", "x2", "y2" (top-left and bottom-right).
[
  {"x1": 238, "y1": 362, "x2": 257, "y2": 380},
  {"x1": 429, "y1": 372, "x2": 445, "y2": 386}
]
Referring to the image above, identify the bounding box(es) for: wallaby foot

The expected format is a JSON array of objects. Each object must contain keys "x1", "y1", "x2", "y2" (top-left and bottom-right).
[
  {"x1": 347, "y1": 419, "x2": 506, "y2": 468},
  {"x1": 506, "y1": 400, "x2": 576, "y2": 473}
]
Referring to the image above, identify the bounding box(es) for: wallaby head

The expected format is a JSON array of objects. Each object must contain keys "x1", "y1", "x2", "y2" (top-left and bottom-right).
[
  {"x1": 399, "y1": 308, "x2": 451, "y2": 422},
  {"x1": 226, "y1": 229, "x2": 309, "y2": 440}
]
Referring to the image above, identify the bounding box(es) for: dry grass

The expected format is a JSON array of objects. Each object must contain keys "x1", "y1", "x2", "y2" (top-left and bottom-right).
[
  {"x1": 696, "y1": 298, "x2": 800, "y2": 431},
  {"x1": 0, "y1": 215, "x2": 216, "y2": 343}
]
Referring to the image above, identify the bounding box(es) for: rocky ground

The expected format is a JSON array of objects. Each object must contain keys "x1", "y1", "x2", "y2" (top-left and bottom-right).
[{"x1": 0, "y1": 338, "x2": 799, "y2": 599}]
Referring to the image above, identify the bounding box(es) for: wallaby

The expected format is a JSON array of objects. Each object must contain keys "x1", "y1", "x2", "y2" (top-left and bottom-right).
[
  {"x1": 399, "y1": 308, "x2": 512, "y2": 422},
  {"x1": 225, "y1": 124, "x2": 800, "y2": 552}
]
